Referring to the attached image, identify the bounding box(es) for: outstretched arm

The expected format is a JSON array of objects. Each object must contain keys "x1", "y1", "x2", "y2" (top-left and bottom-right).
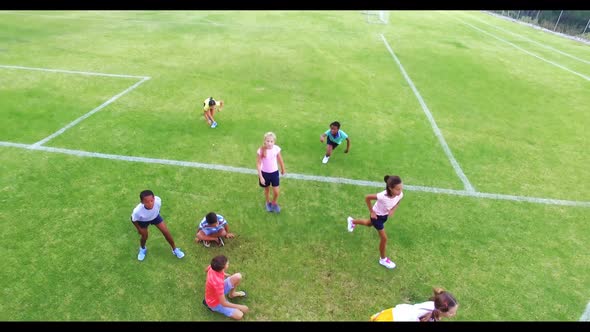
[{"x1": 320, "y1": 133, "x2": 327, "y2": 142}]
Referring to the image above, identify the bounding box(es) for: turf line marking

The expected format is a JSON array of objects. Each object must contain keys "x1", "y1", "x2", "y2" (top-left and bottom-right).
[
  {"x1": 0, "y1": 64, "x2": 148, "y2": 79},
  {"x1": 380, "y1": 34, "x2": 475, "y2": 193},
  {"x1": 467, "y1": 13, "x2": 590, "y2": 65},
  {"x1": 453, "y1": 18, "x2": 590, "y2": 82},
  {"x1": 30, "y1": 77, "x2": 150, "y2": 147},
  {"x1": 2, "y1": 141, "x2": 588, "y2": 207}
]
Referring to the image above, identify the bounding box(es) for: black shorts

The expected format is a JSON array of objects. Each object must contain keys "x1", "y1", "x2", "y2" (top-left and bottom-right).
[
  {"x1": 132, "y1": 214, "x2": 164, "y2": 229},
  {"x1": 370, "y1": 215, "x2": 388, "y2": 231},
  {"x1": 259, "y1": 170, "x2": 280, "y2": 187},
  {"x1": 327, "y1": 140, "x2": 340, "y2": 149}
]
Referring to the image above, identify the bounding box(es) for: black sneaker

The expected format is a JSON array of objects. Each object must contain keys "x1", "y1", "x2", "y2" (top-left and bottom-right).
[{"x1": 202, "y1": 299, "x2": 212, "y2": 311}]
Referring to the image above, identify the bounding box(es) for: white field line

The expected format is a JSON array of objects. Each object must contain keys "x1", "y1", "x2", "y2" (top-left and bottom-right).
[
  {"x1": 0, "y1": 64, "x2": 148, "y2": 79},
  {"x1": 379, "y1": 34, "x2": 475, "y2": 193},
  {"x1": 30, "y1": 77, "x2": 150, "y2": 147},
  {"x1": 466, "y1": 14, "x2": 590, "y2": 65},
  {"x1": 580, "y1": 302, "x2": 590, "y2": 321},
  {"x1": 1, "y1": 141, "x2": 589, "y2": 208},
  {"x1": 453, "y1": 18, "x2": 590, "y2": 82}
]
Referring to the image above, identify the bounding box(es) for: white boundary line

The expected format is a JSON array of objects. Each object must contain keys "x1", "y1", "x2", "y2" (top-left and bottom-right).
[
  {"x1": 581, "y1": 302, "x2": 590, "y2": 321},
  {"x1": 466, "y1": 13, "x2": 590, "y2": 65},
  {"x1": 0, "y1": 64, "x2": 147, "y2": 79},
  {"x1": 380, "y1": 34, "x2": 475, "y2": 192},
  {"x1": 452, "y1": 18, "x2": 590, "y2": 82},
  {"x1": 1, "y1": 141, "x2": 588, "y2": 208},
  {"x1": 31, "y1": 77, "x2": 150, "y2": 147},
  {"x1": 0, "y1": 65, "x2": 150, "y2": 147}
]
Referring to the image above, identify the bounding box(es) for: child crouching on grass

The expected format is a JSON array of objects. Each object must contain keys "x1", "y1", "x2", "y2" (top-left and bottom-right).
[{"x1": 195, "y1": 212, "x2": 235, "y2": 247}]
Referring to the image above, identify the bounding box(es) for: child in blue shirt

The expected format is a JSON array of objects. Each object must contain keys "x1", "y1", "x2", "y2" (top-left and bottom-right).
[
  {"x1": 195, "y1": 212, "x2": 235, "y2": 247},
  {"x1": 320, "y1": 121, "x2": 350, "y2": 164}
]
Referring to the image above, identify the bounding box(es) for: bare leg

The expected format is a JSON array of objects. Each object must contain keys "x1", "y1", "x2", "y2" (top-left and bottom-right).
[
  {"x1": 228, "y1": 273, "x2": 243, "y2": 298},
  {"x1": 271, "y1": 186, "x2": 280, "y2": 205},
  {"x1": 351, "y1": 217, "x2": 372, "y2": 227},
  {"x1": 264, "y1": 186, "x2": 271, "y2": 204},
  {"x1": 325, "y1": 144, "x2": 333, "y2": 157},
  {"x1": 377, "y1": 229, "x2": 388, "y2": 259},
  {"x1": 137, "y1": 227, "x2": 148, "y2": 248},
  {"x1": 154, "y1": 221, "x2": 177, "y2": 249}
]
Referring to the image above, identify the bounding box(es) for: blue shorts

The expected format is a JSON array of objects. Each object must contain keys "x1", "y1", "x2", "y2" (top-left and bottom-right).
[
  {"x1": 133, "y1": 214, "x2": 163, "y2": 229},
  {"x1": 259, "y1": 170, "x2": 280, "y2": 188},
  {"x1": 327, "y1": 140, "x2": 340, "y2": 149},
  {"x1": 209, "y1": 277, "x2": 236, "y2": 317},
  {"x1": 371, "y1": 215, "x2": 389, "y2": 231}
]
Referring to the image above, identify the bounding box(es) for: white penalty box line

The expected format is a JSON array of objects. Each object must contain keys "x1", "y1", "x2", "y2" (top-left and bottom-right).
[
  {"x1": 379, "y1": 34, "x2": 476, "y2": 193},
  {"x1": 0, "y1": 64, "x2": 151, "y2": 147},
  {"x1": 1, "y1": 141, "x2": 589, "y2": 208}
]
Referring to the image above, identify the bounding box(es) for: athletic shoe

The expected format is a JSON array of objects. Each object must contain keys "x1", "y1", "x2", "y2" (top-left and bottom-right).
[
  {"x1": 265, "y1": 202, "x2": 272, "y2": 212},
  {"x1": 137, "y1": 247, "x2": 147, "y2": 261},
  {"x1": 379, "y1": 257, "x2": 396, "y2": 269},
  {"x1": 271, "y1": 203, "x2": 281, "y2": 213},
  {"x1": 347, "y1": 216, "x2": 355, "y2": 232},
  {"x1": 173, "y1": 247, "x2": 185, "y2": 259},
  {"x1": 211, "y1": 121, "x2": 218, "y2": 128},
  {"x1": 202, "y1": 240, "x2": 211, "y2": 248},
  {"x1": 322, "y1": 156, "x2": 329, "y2": 164},
  {"x1": 217, "y1": 237, "x2": 225, "y2": 247}
]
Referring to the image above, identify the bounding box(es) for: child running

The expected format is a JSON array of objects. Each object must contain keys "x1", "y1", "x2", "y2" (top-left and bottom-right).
[
  {"x1": 320, "y1": 121, "x2": 350, "y2": 164},
  {"x1": 203, "y1": 255, "x2": 249, "y2": 320},
  {"x1": 130, "y1": 190, "x2": 185, "y2": 261},
  {"x1": 347, "y1": 175, "x2": 403, "y2": 269},
  {"x1": 256, "y1": 132, "x2": 286, "y2": 213},
  {"x1": 195, "y1": 212, "x2": 235, "y2": 248},
  {"x1": 370, "y1": 287, "x2": 458, "y2": 321}
]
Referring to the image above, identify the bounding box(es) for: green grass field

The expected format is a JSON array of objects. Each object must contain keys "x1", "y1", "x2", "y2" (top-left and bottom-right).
[{"x1": 1, "y1": 10, "x2": 589, "y2": 321}]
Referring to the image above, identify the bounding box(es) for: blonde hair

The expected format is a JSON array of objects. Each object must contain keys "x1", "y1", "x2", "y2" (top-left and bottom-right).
[{"x1": 260, "y1": 132, "x2": 276, "y2": 158}]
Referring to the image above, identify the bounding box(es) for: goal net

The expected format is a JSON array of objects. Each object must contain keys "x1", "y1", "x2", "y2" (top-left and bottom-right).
[{"x1": 362, "y1": 10, "x2": 390, "y2": 25}]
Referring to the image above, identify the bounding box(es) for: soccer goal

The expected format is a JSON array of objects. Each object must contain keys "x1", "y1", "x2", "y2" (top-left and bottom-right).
[{"x1": 362, "y1": 10, "x2": 390, "y2": 25}]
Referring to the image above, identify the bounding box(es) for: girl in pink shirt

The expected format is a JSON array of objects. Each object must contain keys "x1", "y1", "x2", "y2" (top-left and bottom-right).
[
  {"x1": 347, "y1": 175, "x2": 404, "y2": 269},
  {"x1": 256, "y1": 132, "x2": 286, "y2": 213}
]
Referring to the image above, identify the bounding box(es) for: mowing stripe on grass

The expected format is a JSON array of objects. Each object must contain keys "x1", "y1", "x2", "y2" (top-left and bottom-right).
[
  {"x1": 380, "y1": 34, "x2": 476, "y2": 193},
  {"x1": 467, "y1": 13, "x2": 590, "y2": 65},
  {"x1": 2, "y1": 141, "x2": 588, "y2": 207},
  {"x1": 31, "y1": 77, "x2": 150, "y2": 147},
  {"x1": 453, "y1": 18, "x2": 590, "y2": 82},
  {"x1": 0, "y1": 64, "x2": 148, "y2": 79}
]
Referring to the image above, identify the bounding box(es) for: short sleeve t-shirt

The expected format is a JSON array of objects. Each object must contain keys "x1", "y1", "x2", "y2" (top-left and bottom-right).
[
  {"x1": 393, "y1": 301, "x2": 435, "y2": 321},
  {"x1": 372, "y1": 190, "x2": 403, "y2": 216},
  {"x1": 324, "y1": 129, "x2": 348, "y2": 144},
  {"x1": 257, "y1": 145, "x2": 281, "y2": 173},
  {"x1": 198, "y1": 214, "x2": 228, "y2": 236},
  {"x1": 205, "y1": 265, "x2": 225, "y2": 307},
  {"x1": 131, "y1": 196, "x2": 162, "y2": 222},
  {"x1": 203, "y1": 98, "x2": 221, "y2": 111}
]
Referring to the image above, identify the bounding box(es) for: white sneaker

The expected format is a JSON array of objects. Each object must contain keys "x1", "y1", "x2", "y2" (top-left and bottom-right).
[
  {"x1": 379, "y1": 257, "x2": 396, "y2": 269},
  {"x1": 173, "y1": 247, "x2": 185, "y2": 259},
  {"x1": 322, "y1": 156, "x2": 329, "y2": 164},
  {"x1": 137, "y1": 247, "x2": 147, "y2": 261},
  {"x1": 347, "y1": 216, "x2": 355, "y2": 232}
]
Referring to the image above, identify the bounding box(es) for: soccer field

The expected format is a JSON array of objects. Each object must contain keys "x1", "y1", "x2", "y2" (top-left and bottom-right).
[{"x1": 1, "y1": 10, "x2": 589, "y2": 321}]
